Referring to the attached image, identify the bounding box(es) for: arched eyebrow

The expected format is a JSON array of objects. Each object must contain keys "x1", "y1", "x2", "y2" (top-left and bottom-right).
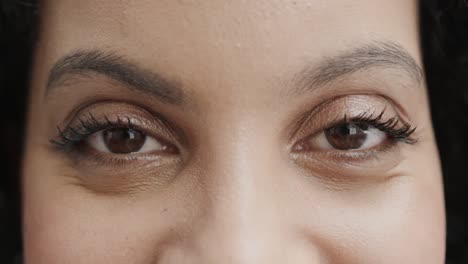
[
  {"x1": 45, "y1": 50, "x2": 184, "y2": 105},
  {"x1": 290, "y1": 40, "x2": 425, "y2": 95}
]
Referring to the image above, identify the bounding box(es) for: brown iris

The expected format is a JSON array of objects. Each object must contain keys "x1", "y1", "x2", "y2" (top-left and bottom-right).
[
  {"x1": 325, "y1": 123, "x2": 369, "y2": 150},
  {"x1": 103, "y1": 128, "x2": 146, "y2": 154}
]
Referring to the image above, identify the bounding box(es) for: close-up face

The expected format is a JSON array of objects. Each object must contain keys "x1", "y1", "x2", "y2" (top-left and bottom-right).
[{"x1": 22, "y1": 0, "x2": 446, "y2": 263}]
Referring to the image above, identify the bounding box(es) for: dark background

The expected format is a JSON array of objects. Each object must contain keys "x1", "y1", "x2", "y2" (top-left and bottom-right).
[{"x1": 1, "y1": 0, "x2": 467, "y2": 263}]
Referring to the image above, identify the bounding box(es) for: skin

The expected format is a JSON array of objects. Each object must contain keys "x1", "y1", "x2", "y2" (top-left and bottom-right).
[{"x1": 22, "y1": 0, "x2": 446, "y2": 263}]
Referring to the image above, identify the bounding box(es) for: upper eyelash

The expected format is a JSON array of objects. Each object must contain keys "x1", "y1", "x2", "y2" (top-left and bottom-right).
[
  {"x1": 50, "y1": 113, "x2": 137, "y2": 149},
  {"x1": 51, "y1": 108, "x2": 417, "y2": 152},
  {"x1": 335, "y1": 109, "x2": 417, "y2": 144}
]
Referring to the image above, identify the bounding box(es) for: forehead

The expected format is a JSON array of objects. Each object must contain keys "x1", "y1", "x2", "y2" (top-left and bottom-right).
[
  {"x1": 38, "y1": 0, "x2": 420, "y2": 99},
  {"x1": 41, "y1": 0, "x2": 419, "y2": 45}
]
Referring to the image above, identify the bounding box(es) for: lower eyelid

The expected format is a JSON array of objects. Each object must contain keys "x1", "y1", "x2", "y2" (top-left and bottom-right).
[
  {"x1": 291, "y1": 143, "x2": 399, "y2": 172},
  {"x1": 60, "y1": 154, "x2": 182, "y2": 195}
]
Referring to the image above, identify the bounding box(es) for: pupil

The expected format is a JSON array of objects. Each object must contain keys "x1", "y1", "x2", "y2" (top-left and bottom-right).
[
  {"x1": 103, "y1": 128, "x2": 146, "y2": 154},
  {"x1": 325, "y1": 123, "x2": 368, "y2": 150}
]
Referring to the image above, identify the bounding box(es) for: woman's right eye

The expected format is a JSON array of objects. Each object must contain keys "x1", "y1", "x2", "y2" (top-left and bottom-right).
[
  {"x1": 85, "y1": 127, "x2": 173, "y2": 154},
  {"x1": 50, "y1": 108, "x2": 183, "y2": 192}
]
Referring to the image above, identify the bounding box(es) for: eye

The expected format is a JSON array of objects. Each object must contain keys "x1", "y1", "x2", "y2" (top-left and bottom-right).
[
  {"x1": 86, "y1": 128, "x2": 168, "y2": 154},
  {"x1": 300, "y1": 122, "x2": 388, "y2": 151}
]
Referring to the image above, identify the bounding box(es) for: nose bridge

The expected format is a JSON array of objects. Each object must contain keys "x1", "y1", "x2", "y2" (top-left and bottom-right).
[
  {"x1": 192, "y1": 115, "x2": 288, "y2": 262},
  {"x1": 171, "y1": 104, "x2": 327, "y2": 263},
  {"x1": 154, "y1": 109, "x2": 328, "y2": 263},
  {"x1": 188, "y1": 137, "x2": 326, "y2": 263}
]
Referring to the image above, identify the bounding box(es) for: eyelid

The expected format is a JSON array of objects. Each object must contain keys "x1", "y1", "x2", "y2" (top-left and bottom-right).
[
  {"x1": 51, "y1": 103, "x2": 184, "y2": 154},
  {"x1": 57, "y1": 100, "x2": 188, "y2": 143},
  {"x1": 289, "y1": 94, "x2": 413, "y2": 145}
]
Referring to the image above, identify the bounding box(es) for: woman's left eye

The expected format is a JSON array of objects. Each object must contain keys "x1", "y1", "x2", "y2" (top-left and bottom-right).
[
  {"x1": 86, "y1": 128, "x2": 166, "y2": 154},
  {"x1": 302, "y1": 123, "x2": 388, "y2": 151}
]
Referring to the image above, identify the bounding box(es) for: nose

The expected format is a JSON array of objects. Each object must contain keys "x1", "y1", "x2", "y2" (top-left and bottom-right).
[{"x1": 154, "y1": 130, "x2": 327, "y2": 264}]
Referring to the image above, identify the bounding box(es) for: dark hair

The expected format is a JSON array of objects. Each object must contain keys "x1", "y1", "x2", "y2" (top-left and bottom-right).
[
  {"x1": 420, "y1": 1, "x2": 468, "y2": 263},
  {"x1": 1, "y1": 0, "x2": 467, "y2": 263},
  {"x1": 0, "y1": 1, "x2": 36, "y2": 263}
]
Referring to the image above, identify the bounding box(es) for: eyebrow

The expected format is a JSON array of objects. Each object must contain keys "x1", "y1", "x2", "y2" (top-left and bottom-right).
[
  {"x1": 46, "y1": 41, "x2": 422, "y2": 103},
  {"x1": 291, "y1": 40, "x2": 424, "y2": 94},
  {"x1": 45, "y1": 50, "x2": 184, "y2": 104}
]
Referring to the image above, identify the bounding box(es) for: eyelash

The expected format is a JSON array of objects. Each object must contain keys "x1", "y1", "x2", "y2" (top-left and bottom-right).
[
  {"x1": 51, "y1": 108, "x2": 417, "y2": 158},
  {"x1": 335, "y1": 110, "x2": 417, "y2": 144},
  {"x1": 51, "y1": 113, "x2": 141, "y2": 151}
]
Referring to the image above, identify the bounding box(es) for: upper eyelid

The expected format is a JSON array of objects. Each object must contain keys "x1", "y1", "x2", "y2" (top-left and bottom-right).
[
  {"x1": 288, "y1": 95, "x2": 416, "y2": 142},
  {"x1": 63, "y1": 101, "x2": 188, "y2": 144},
  {"x1": 288, "y1": 95, "x2": 355, "y2": 141},
  {"x1": 52, "y1": 109, "x2": 176, "y2": 149}
]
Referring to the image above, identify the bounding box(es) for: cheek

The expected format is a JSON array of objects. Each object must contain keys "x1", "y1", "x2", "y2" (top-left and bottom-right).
[
  {"x1": 22, "y1": 137, "x2": 445, "y2": 263},
  {"x1": 356, "y1": 178, "x2": 444, "y2": 263},
  {"x1": 295, "y1": 170, "x2": 445, "y2": 263},
  {"x1": 21, "y1": 153, "x2": 197, "y2": 264},
  {"x1": 22, "y1": 186, "x2": 161, "y2": 264}
]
